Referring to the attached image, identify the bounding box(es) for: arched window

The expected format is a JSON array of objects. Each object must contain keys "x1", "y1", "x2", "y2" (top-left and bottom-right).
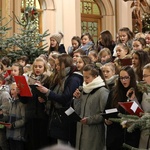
[
  {"x1": 80, "y1": 0, "x2": 102, "y2": 43},
  {"x1": 21, "y1": 0, "x2": 42, "y2": 33}
]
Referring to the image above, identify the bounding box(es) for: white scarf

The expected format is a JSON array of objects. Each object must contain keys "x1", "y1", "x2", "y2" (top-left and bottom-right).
[{"x1": 83, "y1": 76, "x2": 105, "y2": 93}]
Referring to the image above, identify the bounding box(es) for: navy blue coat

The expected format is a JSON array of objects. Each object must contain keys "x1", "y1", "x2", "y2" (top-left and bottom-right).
[{"x1": 47, "y1": 71, "x2": 83, "y2": 143}]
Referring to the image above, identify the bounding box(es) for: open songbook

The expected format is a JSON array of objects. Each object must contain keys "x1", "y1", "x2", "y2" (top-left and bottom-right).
[
  {"x1": 14, "y1": 76, "x2": 32, "y2": 97},
  {"x1": 0, "y1": 122, "x2": 11, "y2": 126},
  {"x1": 118, "y1": 101, "x2": 144, "y2": 117},
  {"x1": 65, "y1": 107, "x2": 81, "y2": 122},
  {"x1": 29, "y1": 84, "x2": 47, "y2": 99},
  {"x1": 101, "y1": 108, "x2": 119, "y2": 119},
  {"x1": 14, "y1": 76, "x2": 47, "y2": 99}
]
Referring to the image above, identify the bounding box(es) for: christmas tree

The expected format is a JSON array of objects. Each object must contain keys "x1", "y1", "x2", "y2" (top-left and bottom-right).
[
  {"x1": 7, "y1": 6, "x2": 50, "y2": 64},
  {"x1": 142, "y1": 12, "x2": 150, "y2": 32},
  {"x1": 0, "y1": 18, "x2": 12, "y2": 58}
]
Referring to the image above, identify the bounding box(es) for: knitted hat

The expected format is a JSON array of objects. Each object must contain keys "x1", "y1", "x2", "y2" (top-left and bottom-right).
[{"x1": 50, "y1": 32, "x2": 64, "y2": 44}]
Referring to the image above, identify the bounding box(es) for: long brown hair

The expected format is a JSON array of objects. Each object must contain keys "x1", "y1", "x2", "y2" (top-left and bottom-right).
[{"x1": 111, "y1": 66, "x2": 139, "y2": 107}]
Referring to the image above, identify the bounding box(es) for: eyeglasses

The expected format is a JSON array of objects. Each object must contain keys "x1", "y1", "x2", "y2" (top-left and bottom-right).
[
  {"x1": 143, "y1": 74, "x2": 150, "y2": 78},
  {"x1": 119, "y1": 76, "x2": 130, "y2": 81}
]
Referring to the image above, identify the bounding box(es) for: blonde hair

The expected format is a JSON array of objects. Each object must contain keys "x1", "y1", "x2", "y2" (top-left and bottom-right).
[
  {"x1": 101, "y1": 62, "x2": 116, "y2": 74},
  {"x1": 10, "y1": 82, "x2": 17, "y2": 89},
  {"x1": 32, "y1": 57, "x2": 48, "y2": 73},
  {"x1": 135, "y1": 32, "x2": 145, "y2": 39},
  {"x1": 99, "y1": 48, "x2": 111, "y2": 57}
]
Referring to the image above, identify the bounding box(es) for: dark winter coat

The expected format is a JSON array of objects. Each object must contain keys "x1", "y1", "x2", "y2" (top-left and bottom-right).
[
  {"x1": 47, "y1": 70, "x2": 83, "y2": 142},
  {"x1": 105, "y1": 88, "x2": 140, "y2": 150},
  {"x1": 19, "y1": 73, "x2": 50, "y2": 150},
  {"x1": 20, "y1": 73, "x2": 50, "y2": 120}
]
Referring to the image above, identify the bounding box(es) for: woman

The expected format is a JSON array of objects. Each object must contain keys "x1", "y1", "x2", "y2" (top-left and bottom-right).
[
  {"x1": 73, "y1": 64, "x2": 109, "y2": 150},
  {"x1": 37, "y1": 53, "x2": 83, "y2": 147},
  {"x1": 97, "y1": 30, "x2": 116, "y2": 55},
  {"x1": 105, "y1": 66, "x2": 142, "y2": 150},
  {"x1": 48, "y1": 32, "x2": 66, "y2": 54}
]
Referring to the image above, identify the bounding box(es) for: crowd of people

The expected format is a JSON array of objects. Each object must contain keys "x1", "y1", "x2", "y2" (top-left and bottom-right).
[{"x1": 0, "y1": 27, "x2": 149, "y2": 150}]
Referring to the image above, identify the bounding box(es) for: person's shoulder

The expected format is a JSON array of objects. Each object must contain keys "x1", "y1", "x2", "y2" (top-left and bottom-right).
[{"x1": 59, "y1": 44, "x2": 66, "y2": 53}]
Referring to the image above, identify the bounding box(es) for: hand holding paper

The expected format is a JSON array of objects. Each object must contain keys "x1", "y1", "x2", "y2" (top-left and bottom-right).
[
  {"x1": 65, "y1": 107, "x2": 81, "y2": 122},
  {"x1": 102, "y1": 108, "x2": 119, "y2": 119}
]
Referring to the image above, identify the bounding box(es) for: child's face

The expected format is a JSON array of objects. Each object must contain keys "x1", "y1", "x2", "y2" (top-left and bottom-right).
[
  {"x1": 50, "y1": 38, "x2": 57, "y2": 47},
  {"x1": 23, "y1": 67, "x2": 29, "y2": 73},
  {"x1": 145, "y1": 34, "x2": 150, "y2": 44},
  {"x1": 132, "y1": 41, "x2": 143, "y2": 51},
  {"x1": 83, "y1": 70, "x2": 97, "y2": 84},
  {"x1": 81, "y1": 35, "x2": 90, "y2": 46},
  {"x1": 49, "y1": 60, "x2": 55, "y2": 70},
  {"x1": 116, "y1": 46, "x2": 127, "y2": 59},
  {"x1": 72, "y1": 40, "x2": 79, "y2": 50},
  {"x1": 55, "y1": 59, "x2": 65, "y2": 72},
  {"x1": 88, "y1": 53, "x2": 98, "y2": 63},
  {"x1": 76, "y1": 57, "x2": 84, "y2": 71},
  {"x1": 18, "y1": 60, "x2": 26, "y2": 67},
  {"x1": 33, "y1": 61, "x2": 45, "y2": 76},
  {"x1": 100, "y1": 52, "x2": 111, "y2": 63},
  {"x1": 11, "y1": 66, "x2": 20, "y2": 77},
  {"x1": 10, "y1": 84, "x2": 18, "y2": 98},
  {"x1": 73, "y1": 53, "x2": 81, "y2": 64},
  {"x1": 119, "y1": 31, "x2": 128, "y2": 44},
  {"x1": 132, "y1": 53, "x2": 139, "y2": 68},
  {"x1": 143, "y1": 68, "x2": 150, "y2": 84},
  {"x1": 102, "y1": 66, "x2": 115, "y2": 79},
  {"x1": 119, "y1": 70, "x2": 130, "y2": 88}
]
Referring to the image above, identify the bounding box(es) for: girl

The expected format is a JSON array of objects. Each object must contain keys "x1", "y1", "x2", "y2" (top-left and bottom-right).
[
  {"x1": 97, "y1": 30, "x2": 116, "y2": 55},
  {"x1": 98, "y1": 48, "x2": 112, "y2": 64},
  {"x1": 16, "y1": 55, "x2": 29, "y2": 67},
  {"x1": 88, "y1": 50, "x2": 98, "y2": 64},
  {"x1": 80, "y1": 32, "x2": 95, "y2": 55},
  {"x1": 36, "y1": 54, "x2": 83, "y2": 147},
  {"x1": 67, "y1": 36, "x2": 81, "y2": 57},
  {"x1": 114, "y1": 43, "x2": 131, "y2": 74},
  {"x1": 139, "y1": 63, "x2": 150, "y2": 149},
  {"x1": 144, "y1": 31, "x2": 150, "y2": 55},
  {"x1": 69, "y1": 55, "x2": 91, "y2": 147},
  {"x1": 131, "y1": 50, "x2": 150, "y2": 81},
  {"x1": 101, "y1": 62, "x2": 118, "y2": 90},
  {"x1": 21, "y1": 57, "x2": 50, "y2": 150},
  {"x1": 48, "y1": 51, "x2": 59, "y2": 73},
  {"x1": 118, "y1": 27, "x2": 134, "y2": 49},
  {"x1": 48, "y1": 32, "x2": 66, "y2": 54},
  {"x1": 113, "y1": 27, "x2": 134, "y2": 57},
  {"x1": 0, "y1": 74, "x2": 11, "y2": 150},
  {"x1": 5, "y1": 82, "x2": 26, "y2": 150},
  {"x1": 132, "y1": 37, "x2": 146, "y2": 51},
  {"x1": 5, "y1": 63, "x2": 24, "y2": 91},
  {"x1": 1, "y1": 57, "x2": 11, "y2": 74},
  {"x1": 145, "y1": 31, "x2": 150, "y2": 47},
  {"x1": 73, "y1": 64, "x2": 109, "y2": 150},
  {"x1": 76, "y1": 55, "x2": 91, "y2": 74},
  {"x1": 105, "y1": 66, "x2": 142, "y2": 150},
  {"x1": 73, "y1": 48, "x2": 86, "y2": 65}
]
